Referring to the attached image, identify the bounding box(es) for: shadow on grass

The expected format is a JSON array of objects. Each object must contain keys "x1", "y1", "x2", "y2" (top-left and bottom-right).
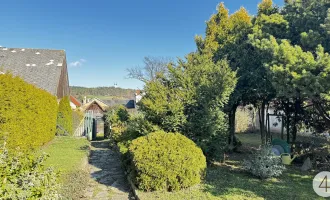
[
  {"x1": 203, "y1": 157, "x2": 321, "y2": 200},
  {"x1": 79, "y1": 145, "x2": 90, "y2": 151}
]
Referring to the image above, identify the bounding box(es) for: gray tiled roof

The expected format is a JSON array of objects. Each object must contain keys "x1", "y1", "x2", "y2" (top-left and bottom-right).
[
  {"x1": 0, "y1": 47, "x2": 66, "y2": 96},
  {"x1": 102, "y1": 99, "x2": 135, "y2": 109}
]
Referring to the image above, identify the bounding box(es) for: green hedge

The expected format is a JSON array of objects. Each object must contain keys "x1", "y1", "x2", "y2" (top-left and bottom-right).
[
  {"x1": 56, "y1": 96, "x2": 73, "y2": 135},
  {"x1": 129, "y1": 131, "x2": 207, "y2": 191},
  {"x1": 0, "y1": 74, "x2": 58, "y2": 151}
]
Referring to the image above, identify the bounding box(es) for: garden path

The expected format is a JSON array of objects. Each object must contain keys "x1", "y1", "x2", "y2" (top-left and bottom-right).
[{"x1": 83, "y1": 139, "x2": 132, "y2": 200}]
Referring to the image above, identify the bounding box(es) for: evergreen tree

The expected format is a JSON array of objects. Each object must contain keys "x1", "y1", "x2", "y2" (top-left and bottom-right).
[
  {"x1": 56, "y1": 97, "x2": 73, "y2": 135},
  {"x1": 139, "y1": 54, "x2": 237, "y2": 161}
]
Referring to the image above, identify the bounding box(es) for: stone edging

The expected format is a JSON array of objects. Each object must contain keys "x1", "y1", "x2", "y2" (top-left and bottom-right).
[
  {"x1": 126, "y1": 173, "x2": 140, "y2": 200},
  {"x1": 112, "y1": 144, "x2": 140, "y2": 200}
]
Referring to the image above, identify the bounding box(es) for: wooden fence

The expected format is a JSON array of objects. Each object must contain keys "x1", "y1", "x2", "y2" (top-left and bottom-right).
[{"x1": 73, "y1": 118, "x2": 85, "y2": 137}]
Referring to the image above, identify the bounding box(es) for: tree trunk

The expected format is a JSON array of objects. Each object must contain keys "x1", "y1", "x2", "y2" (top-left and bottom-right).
[
  {"x1": 228, "y1": 104, "x2": 238, "y2": 150},
  {"x1": 284, "y1": 101, "x2": 290, "y2": 144},
  {"x1": 251, "y1": 107, "x2": 256, "y2": 131},
  {"x1": 292, "y1": 98, "x2": 300, "y2": 143},
  {"x1": 265, "y1": 102, "x2": 270, "y2": 144},
  {"x1": 259, "y1": 101, "x2": 266, "y2": 145}
]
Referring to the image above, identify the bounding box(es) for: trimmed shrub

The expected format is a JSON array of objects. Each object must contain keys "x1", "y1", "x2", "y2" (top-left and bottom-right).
[
  {"x1": 116, "y1": 114, "x2": 160, "y2": 168},
  {"x1": 56, "y1": 96, "x2": 73, "y2": 136},
  {"x1": 129, "y1": 131, "x2": 206, "y2": 191},
  {"x1": 243, "y1": 145, "x2": 286, "y2": 179},
  {"x1": 0, "y1": 142, "x2": 61, "y2": 199},
  {"x1": 118, "y1": 113, "x2": 160, "y2": 144},
  {"x1": 0, "y1": 74, "x2": 58, "y2": 151}
]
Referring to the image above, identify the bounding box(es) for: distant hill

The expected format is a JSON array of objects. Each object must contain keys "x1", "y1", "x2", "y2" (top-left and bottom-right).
[{"x1": 70, "y1": 86, "x2": 136, "y2": 100}]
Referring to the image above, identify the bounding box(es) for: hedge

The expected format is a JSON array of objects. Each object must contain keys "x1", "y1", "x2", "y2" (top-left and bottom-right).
[
  {"x1": 56, "y1": 96, "x2": 73, "y2": 135},
  {"x1": 0, "y1": 74, "x2": 58, "y2": 151},
  {"x1": 129, "y1": 131, "x2": 207, "y2": 191}
]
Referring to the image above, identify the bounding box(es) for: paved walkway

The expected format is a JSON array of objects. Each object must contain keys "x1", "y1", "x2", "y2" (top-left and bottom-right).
[{"x1": 84, "y1": 140, "x2": 132, "y2": 200}]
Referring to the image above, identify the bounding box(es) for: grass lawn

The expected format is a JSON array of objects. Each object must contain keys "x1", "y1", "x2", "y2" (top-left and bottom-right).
[
  {"x1": 41, "y1": 136, "x2": 90, "y2": 173},
  {"x1": 138, "y1": 133, "x2": 325, "y2": 200},
  {"x1": 40, "y1": 136, "x2": 90, "y2": 199},
  {"x1": 138, "y1": 162, "x2": 322, "y2": 200}
]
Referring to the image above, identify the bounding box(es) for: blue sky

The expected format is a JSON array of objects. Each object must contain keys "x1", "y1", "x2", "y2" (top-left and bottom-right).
[{"x1": 1, "y1": 0, "x2": 283, "y2": 89}]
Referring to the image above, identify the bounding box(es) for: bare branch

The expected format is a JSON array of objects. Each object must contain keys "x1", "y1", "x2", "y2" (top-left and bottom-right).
[{"x1": 127, "y1": 56, "x2": 172, "y2": 83}]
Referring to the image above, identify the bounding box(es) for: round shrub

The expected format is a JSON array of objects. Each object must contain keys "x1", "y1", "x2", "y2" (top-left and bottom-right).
[{"x1": 129, "y1": 131, "x2": 206, "y2": 191}]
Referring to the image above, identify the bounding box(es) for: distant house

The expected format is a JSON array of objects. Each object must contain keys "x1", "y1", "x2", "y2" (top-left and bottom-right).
[
  {"x1": 81, "y1": 98, "x2": 136, "y2": 117},
  {"x1": 81, "y1": 98, "x2": 110, "y2": 118},
  {"x1": 70, "y1": 95, "x2": 82, "y2": 109},
  {"x1": 0, "y1": 47, "x2": 69, "y2": 99}
]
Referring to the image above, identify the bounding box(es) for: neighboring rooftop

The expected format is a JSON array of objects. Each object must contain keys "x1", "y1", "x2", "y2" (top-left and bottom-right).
[
  {"x1": 70, "y1": 95, "x2": 82, "y2": 107},
  {"x1": 102, "y1": 99, "x2": 135, "y2": 109},
  {"x1": 0, "y1": 47, "x2": 67, "y2": 96},
  {"x1": 81, "y1": 98, "x2": 136, "y2": 112}
]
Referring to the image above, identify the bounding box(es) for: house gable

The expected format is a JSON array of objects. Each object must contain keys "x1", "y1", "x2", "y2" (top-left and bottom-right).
[{"x1": 0, "y1": 47, "x2": 69, "y2": 98}]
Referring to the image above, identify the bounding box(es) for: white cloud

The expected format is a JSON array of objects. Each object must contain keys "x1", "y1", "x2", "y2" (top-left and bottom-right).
[{"x1": 69, "y1": 59, "x2": 86, "y2": 67}]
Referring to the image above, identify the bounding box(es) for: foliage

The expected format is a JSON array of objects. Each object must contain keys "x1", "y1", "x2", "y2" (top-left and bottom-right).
[
  {"x1": 0, "y1": 74, "x2": 58, "y2": 151},
  {"x1": 127, "y1": 113, "x2": 160, "y2": 137},
  {"x1": 0, "y1": 142, "x2": 61, "y2": 199},
  {"x1": 139, "y1": 54, "x2": 237, "y2": 161},
  {"x1": 138, "y1": 76, "x2": 186, "y2": 132},
  {"x1": 111, "y1": 126, "x2": 127, "y2": 142},
  {"x1": 243, "y1": 145, "x2": 285, "y2": 179},
  {"x1": 282, "y1": 0, "x2": 330, "y2": 52},
  {"x1": 129, "y1": 131, "x2": 206, "y2": 191},
  {"x1": 195, "y1": 2, "x2": 277, "y2": 145},
  {"x1": 117, "y1": 106, "x2": 130, "y2": 122},
  {"x1": 70, "y1": 86, "x2": 135, "y2": 100},
  {"x1": 104, "y1": 105, "x2": 130, "y2": 141},
  {"x1": 115, "y1": 113, "x2": 161, "y2": 168},
  {"x1": 249, "y1": 0, "x2": 330, "y2": 137},
  {"x1": 173, "y1": 55, "x2": 236, "y2": 160},
  {"x1": 56, "y1": 96, "x2": 73, "y2": 136},
  {"x1": 105, "y1": 105, "x2": 130, "y2": 126},
  {"x1": 118, "y1": 113, "x2": 160, "y2": 144}
]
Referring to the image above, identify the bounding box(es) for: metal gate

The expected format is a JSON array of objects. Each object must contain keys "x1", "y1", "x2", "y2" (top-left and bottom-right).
[
  {"x1": 84, "y1": 110, "x2": 95, "y2": 141},
  {"x1": 73, "y1": 111, "x2": 98, "y2": 141}
]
